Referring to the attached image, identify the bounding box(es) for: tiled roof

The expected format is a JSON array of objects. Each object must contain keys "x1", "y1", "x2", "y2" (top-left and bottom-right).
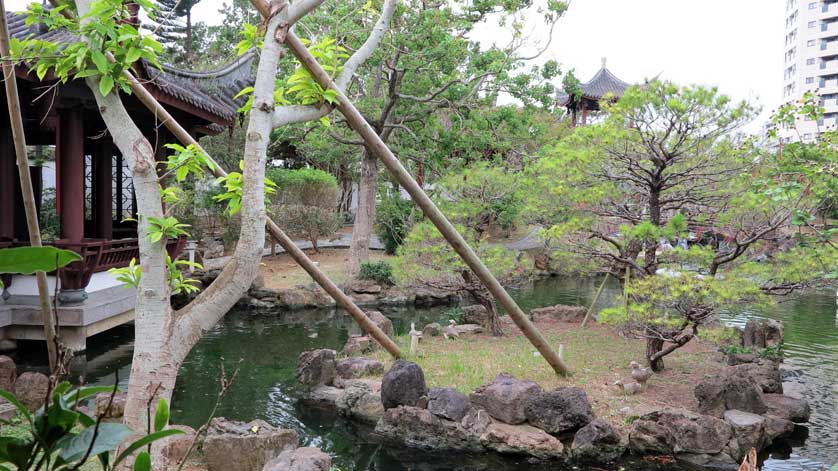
[
  {"x1": 6, "y1": 11, "x2": 253, "y2": 125},
  {"x1": 557, "y1": 63, "x2": 630, "y2": 107}
]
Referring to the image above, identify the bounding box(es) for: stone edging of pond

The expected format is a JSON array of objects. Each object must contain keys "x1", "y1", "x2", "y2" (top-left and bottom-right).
[{"x1": 295, "y1": 347, "x2": 811, "y2": 469}]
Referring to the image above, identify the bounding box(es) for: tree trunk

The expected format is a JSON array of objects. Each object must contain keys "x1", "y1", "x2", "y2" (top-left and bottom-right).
[
  {"x1": 185, "y1": 9, "x2": 193, "y2": 64},
  {"x1": 348, "y1": 148, "x2": 378, "y2": 277},
  {"x1": 644, "y1": 189, "x2": 661, "y2": 273},
  {"x1": 646, "y1": 337, "x2": 665, "y2": 372}
]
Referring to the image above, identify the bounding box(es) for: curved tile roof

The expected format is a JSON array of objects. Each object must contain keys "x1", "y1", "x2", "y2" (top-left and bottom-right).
[
  {"x1": 5, "y1": 11, "x2": 253, "y2": 125},
  {"x1": 557, "y1": 60, "x2": 630, "y2": 107}
]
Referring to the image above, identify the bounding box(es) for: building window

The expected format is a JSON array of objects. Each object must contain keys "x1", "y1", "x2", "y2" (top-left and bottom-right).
[
  {"x1": 809, "y1": 20, "x2": 817, "y2": 28},
  {"x1": 807, "y1": 76, "x2": 815, "y2": 84},
  {"x1": 808, "y1": 58, "x2": 817, "y2": 65},
  {"x1": 809, "y1": 2, "x2": 818, "y2": 9},
  {"x1": 808, "y1": 39, "x2": 816, "y2": 46}
]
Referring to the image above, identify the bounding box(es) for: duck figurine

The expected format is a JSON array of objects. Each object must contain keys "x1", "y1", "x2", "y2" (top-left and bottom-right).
[
  {"x1": 614, "y1": 379, "x2": 642, "y2": 398},
  {"x1": 408, "y1": 322, "x2": 423, "y2": 354},
  {"x1": 630, "y1": 361, "x2": 653, "y2": 390},
  {"x1": 443, "y1": 319, "x2": 460, "y2": 340}
]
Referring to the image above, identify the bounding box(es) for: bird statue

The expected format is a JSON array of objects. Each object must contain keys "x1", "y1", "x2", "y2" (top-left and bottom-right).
[
  {"x1": 408, "y1": 322, "x2": 423, "y2": 354},
  {"x1": 443, "y1": 319, "x2": 460, "y2": 340},
  {"x1": 629, "y1": 361, "x2": 653, "y2": 390},
  {"x1": 614, "y1": 379, "x2": 642, "y2": 399}
]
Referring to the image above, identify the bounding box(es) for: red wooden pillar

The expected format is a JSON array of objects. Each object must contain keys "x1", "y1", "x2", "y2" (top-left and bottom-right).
[
  {"x1": 92, "y1": 137, "x2": 113, "y2": 240},
  {"x1": 0, "y1": 128, "x2": 15, "y2": 240},
  {"x1": 57, "y1": 108, "x2": 85, "y2": 242}
]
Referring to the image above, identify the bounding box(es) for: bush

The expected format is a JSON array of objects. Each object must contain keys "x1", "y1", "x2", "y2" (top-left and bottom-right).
[
  {"x1": 358, "y1": 260, "x2": 394, "y2": 285},
  {"x1": 267, "y1": 168, "x2": 342, "y2": 252},
  {"x1": 375, "y1": 192, "x2": 415, "y2": 254}
]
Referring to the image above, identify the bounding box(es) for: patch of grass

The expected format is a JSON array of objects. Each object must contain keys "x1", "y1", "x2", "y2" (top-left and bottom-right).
[{"x1": 0, "y1": 418, "x2": 103, "y2": 471}]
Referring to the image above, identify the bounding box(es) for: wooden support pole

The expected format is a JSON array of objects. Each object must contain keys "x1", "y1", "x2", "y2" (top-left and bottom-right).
[
  {"x1": 282, "y1": 31, "x2": 570, "y2": 376},
  {"x1": 0, "y1": 0, "x2": 59, "y2": 371},
  {"x1": 581, "y1": 273, "x2": 609, "y2": 328}
]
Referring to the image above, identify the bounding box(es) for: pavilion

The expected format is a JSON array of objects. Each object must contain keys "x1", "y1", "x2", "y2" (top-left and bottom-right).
[
  {"x1": 557, "y1": 58, "x2": 630, "y2": 127},
  {"x1": 0, "y1": 10, "x2": 252, "y2": 350}
]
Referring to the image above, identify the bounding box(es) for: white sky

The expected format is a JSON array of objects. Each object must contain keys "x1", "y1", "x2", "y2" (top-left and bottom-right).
[{"x1": 7, "y1": 0, "x2": 785, "y2": 132}]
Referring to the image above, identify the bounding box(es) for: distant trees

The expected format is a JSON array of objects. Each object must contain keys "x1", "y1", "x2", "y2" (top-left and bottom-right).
[
  {"x1": 147, "y1": 0, "x2": 203, "y2": 63},
  {"x1": 268, "y1": 168, "x2": 343, "y2": 253}
]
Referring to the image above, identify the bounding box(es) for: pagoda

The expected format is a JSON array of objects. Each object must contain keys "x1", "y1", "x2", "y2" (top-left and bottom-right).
[{"x1": 557, "y1": 58, "x2": 630, "y2": 126}]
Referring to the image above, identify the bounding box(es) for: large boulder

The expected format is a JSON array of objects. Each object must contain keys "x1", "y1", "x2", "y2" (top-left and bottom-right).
[
  {"x1": 335, "y1": 357, "x2": 384, "y2": 380},
  {"x1": 381, "y1": 360, "x2": 427, "y2": 410},
  {"x1": 366, "y1": 311, "x2": 394, "y2": 338},
  {"x1": 469, "y1": 373, "x2": 542, "y2": 425},
  {"x1": 461, "y1": 305, "x2": 490, "y2": 328},
  {"x1": 479, "y1": 422, "x2": 565, "y2": 459},
  {"x1": 571, "y1": 418, "x2": 625, "y2": 463},
  {"x1": 296, "y1": 349, "x2": 336, "y2": 387},
  {"x1": 375, "y1": 406, "x2": 483, "y2": 451},
  {"x1": 694, "y1": 374, "x2": 767, "y2": 417},
  {"x1": 340, "y1": 335, "x2": 371, "y2": 356},
  {"x1": 422, "y1": 323, "x2": 441, "y2": 337},
  {"x1": 742, "y1": 319, "x2": 783, "y2": 348},
  {"x1": 160, "y1": 425, "x2": 197, "y2": 467},
  {"x1": 728, "y1": 362, "x2": 782, "y2": 394},
  {"x1": 764, "y1": 393, "x2": 811, "y2": 423},
  {"x1": 724, "y1": 410, "x2": 766, "y2": 462},
  {"x1": 14, "y1": 372, "x2": 49, "y2": 411},
  {"x1": 0, "y1": 356, "x2": 16, "y2": 392},
  {"x1": 203, "y1": 418, "x2": 298, "y2": 471},
  {"x1": 764, "y1": 416, "x2": 795, "y2": 442},
  {"x1": 94, "y1": 391, "x2": 127, "y2": 418},
  {"x1": 629, "y1": 409, "x2": 732, "y2": 456},
  {"x1": 335, "y1": 382, "x2": 385, "y2": 423},
  {"x1": 427, "y1": 388, "x2": 471, "y2": 422},
  {"x1": 530, "y1": 305, "x2": 586, "y2": 323},
  {"x1": 524, "y1": 387, "x2": 595, "y2": 434},
  {"x1": 263, "y1": 447, "x2": 330, "y2": 471}
]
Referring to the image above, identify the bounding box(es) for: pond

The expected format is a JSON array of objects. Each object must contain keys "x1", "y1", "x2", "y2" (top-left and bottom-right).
[{"x1": 13, "y1": 276, "x2": 838, "y2": 470}]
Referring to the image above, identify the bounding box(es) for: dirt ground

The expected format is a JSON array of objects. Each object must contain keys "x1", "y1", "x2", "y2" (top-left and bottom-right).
[{"x1": 260, "y1": 248, "x2": 393, "y2": 290}]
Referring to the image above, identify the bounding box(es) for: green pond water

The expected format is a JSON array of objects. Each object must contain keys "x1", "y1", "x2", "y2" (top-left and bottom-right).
[{"x1": 14, "y1": 276, "x2": 838, "y2": 470}]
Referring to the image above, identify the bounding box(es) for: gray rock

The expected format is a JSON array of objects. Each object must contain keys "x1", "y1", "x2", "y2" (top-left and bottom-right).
[
  {"x1": 422, "y1": 323, "x2": 441, "y2": 337},
  {"x1": 454, "y1": 324, "x2": 484, "y2": 336},
  {"x1": 350, "y1": 280, "x2": 383, "y2": 294},
  {"x1": 335, "y1": 357, "x2": 384, "y2": 379},
  {"x1": 530, "y1": 304, "x2": 587, "y2": 323},
  {"x1": 296, "y1": 349, "x2": 336, "y2": 387},
  {"x1": 728, "y1": 362, "x2": 783, "y2": 394},
  {"x1": 249, "y1": 288, "x2": 280, "y2": 300},
  {"x1": 14, "y1": 372, "x2": 49, "y2": 411},
  {"x1": 203, "y1": 418, "x2": 298, "y2": 471},
  {"x1": 340, "y1": 335, "x2": 371, "y2": 356},
  {"x1": 764, "y1": 393, "x2": 811, "y2": 423},
  {"x1": 694, "y1": 374, "x2": 767, "y2": 417},
  {"x1": 336, "y1": 383, "x2": 385, "y2": 423},
  {"x1": 629, "y1": 409, "x2": 732, "y2": 455},
  {"x1": 427, "y1": 388, "x2": 471, "y2": 422},
  {"x1": 461, "y1": 305, "x2": 490, "y2": 328},
  {"x1": 479, "y1": 422, "x2": 565, "y2": 459},
  {"x1": 571, "y1": 418, "x2": 625, "y2": 463},
  {"x1": 94, "y1": 392, "x2": 127, "y2": 418},
  {"x1": 724, "y1": 410, "x2": 766, "y2": 461},
  {"x1": 0, "y1": 356, "x2": 16, "y2": 392},
  {"x1": 160, "y1": 425, "x2": 197, "y2": 467},
  {"x1": 742, "y1": 319, "x2": 783, "y2": 348},
  {"x1": 676, "y1": 452, "x2": 737, "y2": 469},
  {"x1": 309, "y1": 385, "x2": 344, "y2": 404},
  {"x1": 263, "y1": 447, "x2": 331, "y2": 471},
  {"x1": 726, "y1": 353, "x2": 758, "y2": 366},
  {"x1": 366, "y1": 311, "x2": 394, "y2": 338},
  {"x1": 764, "y1": 416, "x2": 795, "y2": 442},
  {"x1": 381, "y1": 360, "x2": 427, "y2": 409},
  {"x1": 524, "y1": 387, "x2": 595, "y2": 434},
  {"x1": 469, "y1": 373, "x2": 542, "y2": 425},
  {"x1": 375, "y1": 406, "x2": 483, "y2": 451}
]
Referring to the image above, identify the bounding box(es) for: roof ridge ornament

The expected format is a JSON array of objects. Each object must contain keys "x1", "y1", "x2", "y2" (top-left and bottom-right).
[{"x1": 601, "y1": 57, "x2": 607, "y2": 69}]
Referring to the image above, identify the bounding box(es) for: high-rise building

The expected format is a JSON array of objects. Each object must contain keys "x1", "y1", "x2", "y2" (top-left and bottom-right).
[{"x1": 781, "y1": 0, "x2": 838, "y2": 142}]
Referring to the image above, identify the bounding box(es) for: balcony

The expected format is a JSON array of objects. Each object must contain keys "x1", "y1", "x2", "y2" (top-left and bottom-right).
[
  {"x1": 820, "y1": 2, "x2": 838, "y2": 16},
  {"x1": 817, "y1": 21, "x2": 838, "y2": 36},
  {"x1": 817, "y1": 59, "x2": 838, "y2": 74}
]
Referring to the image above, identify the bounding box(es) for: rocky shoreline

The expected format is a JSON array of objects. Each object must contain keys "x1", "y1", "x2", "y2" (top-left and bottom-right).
[{"x1": 294, "y1": 318, "x2": 811, "y2": 469}]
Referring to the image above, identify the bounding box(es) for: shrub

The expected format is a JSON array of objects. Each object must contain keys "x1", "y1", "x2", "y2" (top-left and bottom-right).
[
  {"x1": 375, "y1": 192, "x2": 415, "y2": 254},
  {"x1": 358, "y1": 260, "x2": 394, "y2": 285},
  {"x1": 267, "y1": 168, "x2": 342, "y2": 252}
]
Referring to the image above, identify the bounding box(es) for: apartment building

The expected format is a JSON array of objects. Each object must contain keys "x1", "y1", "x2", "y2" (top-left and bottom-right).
[{"x1": 782, "y1": 0, "x2": 838, "y2": 142}]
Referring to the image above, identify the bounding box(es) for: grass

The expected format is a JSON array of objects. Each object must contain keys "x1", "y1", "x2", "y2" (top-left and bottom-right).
[
  {"x1": 0, "y1": 418, "x2": 102, "y2": 471},
  {"x1": 370, "y1": 320, "x2": 720, "y2": 429},
  {"x1": 261, "y1": 248, "x2": 393, "y2": 289}
]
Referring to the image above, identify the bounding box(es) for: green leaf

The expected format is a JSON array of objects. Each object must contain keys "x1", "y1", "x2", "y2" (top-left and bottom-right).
[
  {"x1": 99, "y1": 75, "x2": 115, "y2": 96},
  {"x1": 90, "y1": 50, "x2": 108, "y2": 74},
  {"x1": 125, "y1": 48, "x2": 142, "y2": 63},
  {"x1": 133, "y1": 451, "x2": 151, "y2": 471},
  {"x1": 112, "y1": 430, "x2": 184, "y2": 469},
  {"x1": 60, "y1": 422, "x2": 134, "y2": 462},
  {"x1": 0, "y1": 390, "x2": 32, "y2": 423},
  {"x1": 0, "y1": 247, "x2": 81, "y2": 275},
  {"x1": 153, "y1": 398, "x2": 169, "y2": 432}
]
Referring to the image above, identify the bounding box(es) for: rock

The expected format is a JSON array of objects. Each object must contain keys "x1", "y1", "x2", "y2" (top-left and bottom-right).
[
  {"x1": 264, "y1": 447, "x2": 331, "y2": 471},
  {"x1": 728, "y1": 362, "x2": 782, "y2": 394},
  {"x1": 350, "y1": 280, "x2": 383, "y2": 295},
  {"x1": 14, "y1": 372, "x2": 49, "y2": 411},
  {"x1": 375, "y1": 406, "x2": 483, "y2": 451},
  {"x1": 0, "y1": 356, "x2": 16, "y2": 392},
  {"x1": 724, "y1": 410, "x2": 766, "y2": 461},
  {"x1": 202, "y1": 239, "x2": 225, "y2": 259},
  {"x1": 340, "y1": 335, "x2": 371, "y2": 356},
  {"x1": 249, "y1": 288, "x2": 280, "y2": 300},
  {"x1": 461, "y1": 305, "x2": 490, "y2": 328},
  {"x1": 203, "y1": 418, "x2": 298, "y2": 471},
  {"x1": 296, "y1": 349, "x2": 336, "y2": 387},
  {"x1": 764, "y1": 394, "x2": 810, "y2": 423},
  {"x1": 726, "y1": 353, "x2": 758, "y2": 366},
  {"x1": 676, "y1": 452, "x2": 737, "y2": 469},
  {"x1": 742, "y1": 319, "x2": 783, "y2": 348},
  {"x1": 427, "y1": 388, "x2": 471, "y2": 422},
  {"x1": 335, "y1": 357, "x2": 384, "y2": 380},
  {"x1": 381, "y1": 360, "x2": 427, "y2": 409},
  {"x1": 94, "y1": 392, "x2": 127, "y2": 418},
  {"x1": 453, "y1": 324, "x2": 483, "y2": 336},
  {"x1": 160, "y1": 425, "x2": 196, "y2": 466},
  {"x1": 533, "y1": 253, "x2": 551, "y2": 271},
  {"x1": 571, "y1": 418, "x2": 625, "y2": 463},
  {"x1": 480, "y1": 422, "x2": 565, "y2": 459},
  {"x1": 366, "y1": 311, "x2": 394, "y2": 338},
  {"x1": 469, "y1": 373, "x2": 542, "y2": 425},
  {"x1": 277, "y1": 287, "x2": 320, "y2": 310},
  {"x1": 764, "y1": 416, "x2": 795, "y2": 442},
  {"x1": 694, "y1": 374, "x2": 766, "y2": 417},
  {"x1": 524, "y1": 387, "x2": 595, "y2": 434},
  {"x1": 309, "y1": 385, "x2": 344, "y2": 404},
  {"x1": 629, "y1": 408, "x2": 732, "y2": 455},
  {"x1": 336, "y1": 383, "x2": 385, "y2": 423},
  {"x1": 250, "y1": 272, "x2": 265, "y2": 290},
  {"x1": 422, "y1": 323, "x2": 441, "y2": 337},
  {"x1": 530, "y1": 304, "x2": 587, "y2": 323}
]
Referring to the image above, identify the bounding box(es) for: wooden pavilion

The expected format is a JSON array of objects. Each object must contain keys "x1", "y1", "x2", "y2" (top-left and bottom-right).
[
  {"x1": 0, "y1": 10, "x2": 252, "y2": 349},
  {"x1": 557, "y1": 58, "x2": 630, "y2": 127}
]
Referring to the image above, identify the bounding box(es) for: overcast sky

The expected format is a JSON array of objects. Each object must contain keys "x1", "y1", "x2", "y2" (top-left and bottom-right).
[{"x1": 7, "y1": 0, "x2": 785, "y2": 132}]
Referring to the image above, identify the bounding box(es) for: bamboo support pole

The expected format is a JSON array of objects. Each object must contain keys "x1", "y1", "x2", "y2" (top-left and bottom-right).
[
  {"x1": 281, "y1": 31, "x2": 571, "y2": 376},
  {"x1": 0, "y1": 0, "x2": 59, "y2": 371},
  {"x1": 581, "y1": 273, "x2": 609, "y2": 328}
]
